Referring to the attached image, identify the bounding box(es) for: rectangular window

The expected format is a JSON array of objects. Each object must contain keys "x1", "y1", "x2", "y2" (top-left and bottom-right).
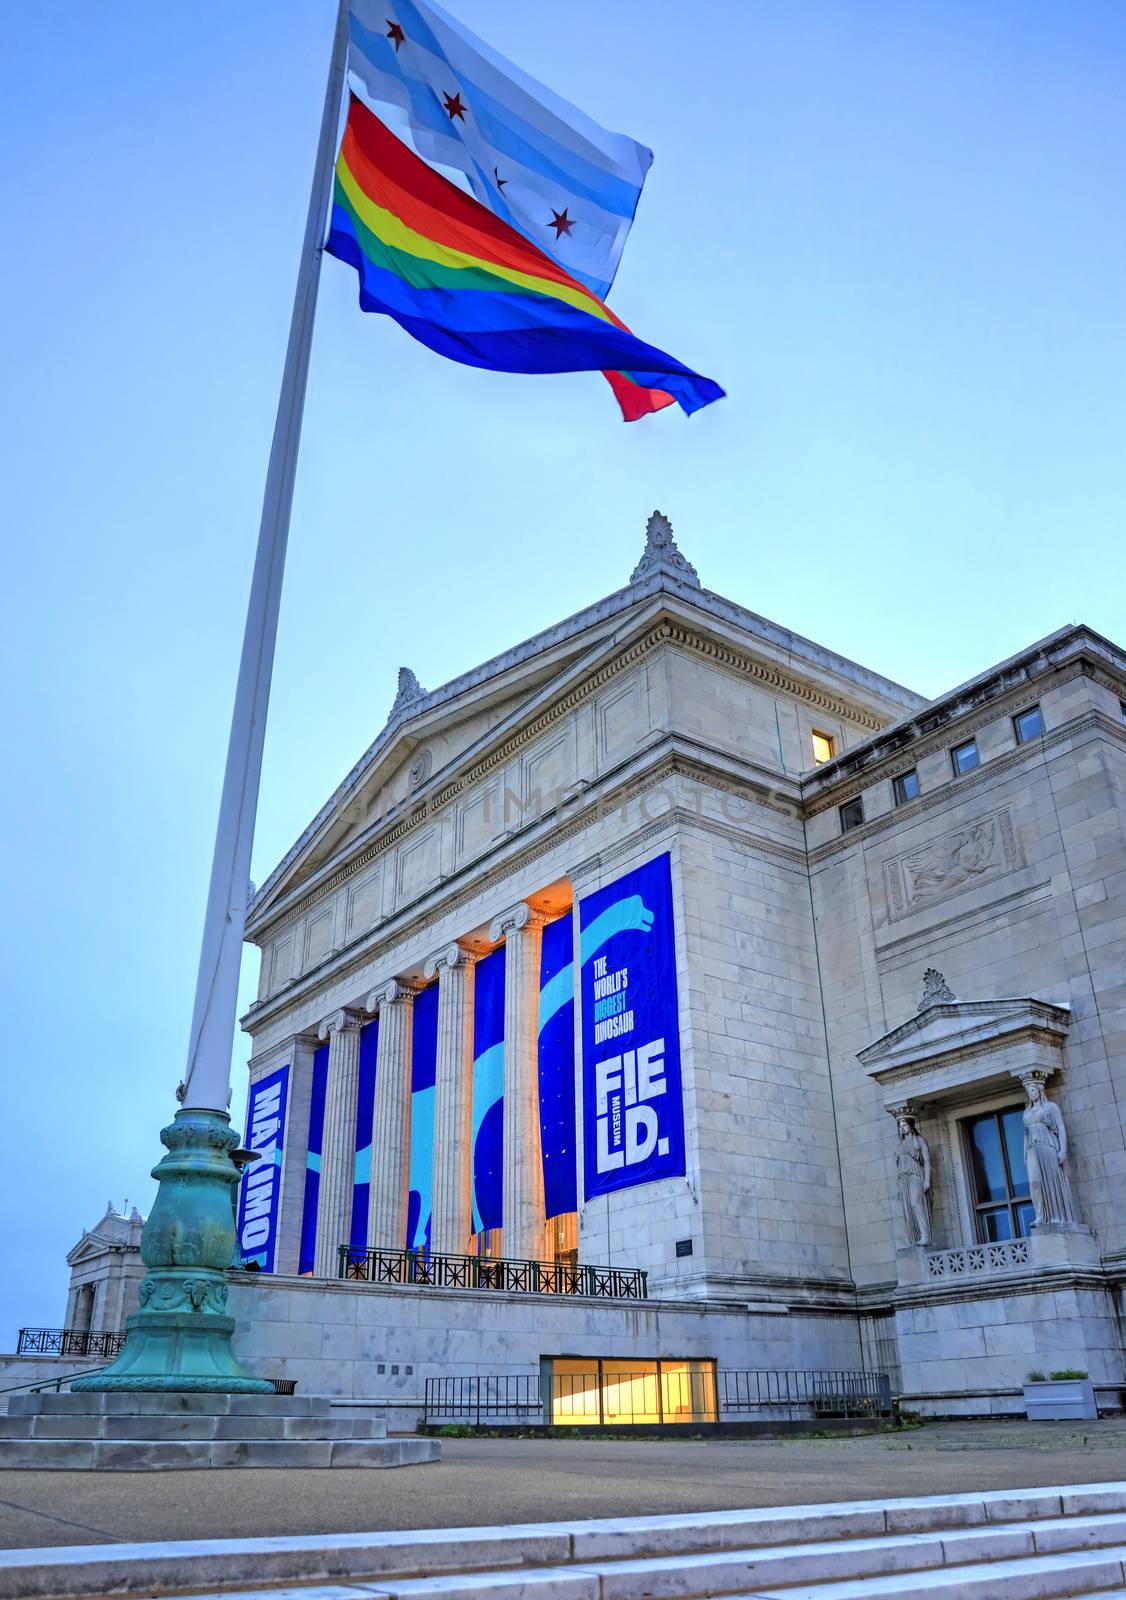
[
  {"x1": 951, "y1": 738, "x2": 980, "y2": 776},
  {"x1": 839, "y1": 797, "x2": 864, "y2": 833},
  {"x1": 1013, "y1": 705, "x2": 1044, "y2": 744},
  {"x1": 961, "y1": 1108, "x2": 1035, "y2": 1242},
  {"x1": 549, "y1": 1357, "x2": 717, "y2": 1426},
  {"x1": 893, "y1": 769, "x2": 920, "y2": 806},
  {"x1": 812, "y1": 730, "x2": 835, "y2": 766}
]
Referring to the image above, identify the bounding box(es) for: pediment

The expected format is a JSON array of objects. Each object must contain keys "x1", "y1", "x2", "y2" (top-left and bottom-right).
[{"x1": 860, "y1": 996, "x2": 1071, "y2": 1112}]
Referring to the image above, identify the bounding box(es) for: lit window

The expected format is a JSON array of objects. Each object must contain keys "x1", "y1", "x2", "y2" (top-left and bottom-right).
[
  {"x1": 893, "y1": 770, "x2": 920, "y2": 806},
  {"x1": 951, "y1": 739, "x2": 979, "y2": 776},
  {"x1": 549, "y1": 1358, "x2": 717, "y2": 1427},
  {"x1": 1014, "y1": 705, "x2": 1044, "y2": 744},
  {"x1": 840, "y1": 797, "x2": 864, "y2": 833},
  {"x1": 812, "y1": 731, "x2": 835, "y2": 766},
  {"x1": 961, "y1": 1109, "x2": 1035, "y2": 1242}
]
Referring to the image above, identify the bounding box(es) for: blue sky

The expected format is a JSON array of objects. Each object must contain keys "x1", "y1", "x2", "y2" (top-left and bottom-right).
[{"x1": 2, "y1": 1, "x2": 1124, "y2": 1339}]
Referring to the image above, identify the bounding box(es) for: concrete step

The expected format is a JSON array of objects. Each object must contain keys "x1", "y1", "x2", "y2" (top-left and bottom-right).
[
  {"x1": 4, "y1": 1486, "x2": 1126, "y2": 1600},
  {"x1": 0, "y1": 1412, "x2": 387, "y2": 1442},
  {"x1": 0, "y1": 1435, "x2": 438, "y2": 1471},
  {"x1": 7, "y1": 1390, "x2": 322, "y2": 1418}
]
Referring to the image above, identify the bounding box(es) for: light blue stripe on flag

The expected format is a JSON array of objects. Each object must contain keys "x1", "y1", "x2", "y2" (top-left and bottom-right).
[{"x1": 347, "y1": 0, "x2": 652, "y2": 299}]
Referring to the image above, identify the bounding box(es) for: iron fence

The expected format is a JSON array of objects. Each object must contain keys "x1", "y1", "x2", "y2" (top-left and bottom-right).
[
  {"x1": 340, "y1": 1247, "x2": 647, "y2": 1300},
  {"x1": 424, "y1": 1373, "x2": 543, "y2": 1427},
  {"x1": 720, "y1": 1368, "x2": 892, "y2": 1419},
  {"x1": 16, "y1": 1328, "x2": 126, "y2": 1359},
  {"x1": 424, "y1": 1366, "x2": 892, "y2": 1429}
]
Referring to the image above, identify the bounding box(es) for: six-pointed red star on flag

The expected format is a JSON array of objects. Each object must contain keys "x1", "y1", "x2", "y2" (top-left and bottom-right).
[
  {"x1": 549, "y1": 208, "x2": 575, "y2": 239},
  {"x1": 386, "y1": 19, "x2": 405, "y2": 50},
  {"x1": 443, "y1": 91, "x2": 467, "y2": 120}
]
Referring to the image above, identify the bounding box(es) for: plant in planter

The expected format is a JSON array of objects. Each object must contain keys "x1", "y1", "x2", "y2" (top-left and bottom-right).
[{"x1": 1023, "y1": 1367, "x2": 1097, "y2": 1421}]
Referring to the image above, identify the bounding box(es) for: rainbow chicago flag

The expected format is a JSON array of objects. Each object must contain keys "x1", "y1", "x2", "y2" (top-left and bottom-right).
[{"x1": 327, "y1": 95, "x2": 722, "y2": 419}]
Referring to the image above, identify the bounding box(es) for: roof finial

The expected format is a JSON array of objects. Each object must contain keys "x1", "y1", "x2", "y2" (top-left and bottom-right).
[
  {"x1": 918, "y1": 968, "x2": 957, "y2": 1011},
  {"x1": 388, "y1": 666, "x2": 427, "y2": 719},
  {"x1": 630, "y1": 510, "x2": 700, "y2": 588}
]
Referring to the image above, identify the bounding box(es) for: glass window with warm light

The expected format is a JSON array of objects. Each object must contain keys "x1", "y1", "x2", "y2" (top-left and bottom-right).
[
  {"x1": 812, "y1": 730, "x2": 835, "y2": 766},
  {"x1": 549, "y1": 1358, "x2": 717, "y2": 1426}
]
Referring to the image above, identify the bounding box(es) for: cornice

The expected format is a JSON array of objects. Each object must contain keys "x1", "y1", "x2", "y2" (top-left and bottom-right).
[
  {"x1": 250, "y1": 620, "x2": 833, "y2": 947},
  {"x1": 806, "y1": 706, "x2": 1114, "y2": 861},
  {"x1": 242, "y1": 752, "x2": 808, "y2": 1039}
]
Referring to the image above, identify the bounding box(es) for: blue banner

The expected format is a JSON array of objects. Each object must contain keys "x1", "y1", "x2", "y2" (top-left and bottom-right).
[
  {"x1": 471, "y1": 945, "x2": 506, "y2": 1235},
  {"x1": 579, "y1": 852, "x2": 685, "y2": 1200},
  {"x1": 237, "y1": 1065, "x2": 289, "y2": 1271},
  {"x1": 298, "y1": 1043, "x2": 329, "y2": 1274},
  {"x1": 351, "y1": 1017, "x2": 379, "y2": 1253},
  {"x1": 406, "y1": 984, "x2": 439, "y2": 1252},
  {"x1": 538, "y1": 912, "x2": 577, "y2": 1219}
]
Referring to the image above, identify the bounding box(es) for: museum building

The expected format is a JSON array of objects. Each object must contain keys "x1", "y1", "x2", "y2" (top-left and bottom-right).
[{"x1": 225, "y1": 512, "x2": 1126, "y2": 1421}]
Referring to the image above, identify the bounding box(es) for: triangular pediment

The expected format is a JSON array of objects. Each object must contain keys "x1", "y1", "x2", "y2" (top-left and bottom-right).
[{"x1": 859, "y1": 996, "x2": 1071, "y2": 1112}]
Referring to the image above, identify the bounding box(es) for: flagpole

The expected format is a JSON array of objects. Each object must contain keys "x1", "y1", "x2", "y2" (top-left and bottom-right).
[
  {"x1": 183, "y1": 0, "x2": 348, "y2": 1114},
  {"x1": 74, "y1": 1, "x2": 350, "y2": 1393}
]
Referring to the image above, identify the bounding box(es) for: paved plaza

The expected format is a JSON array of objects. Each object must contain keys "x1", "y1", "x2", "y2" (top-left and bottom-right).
[{"x1": 6, "y1": 1420, "x2": 1126, "y2": 1550}]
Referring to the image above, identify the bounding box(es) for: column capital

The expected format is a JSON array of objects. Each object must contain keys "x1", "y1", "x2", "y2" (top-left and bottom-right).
[
  {"x1": 423, "y1": 939, "x2": 488, "y2": 981},
  {"x1": 364, "y1": 977, "x2": 422, "y2": 1015},
  {"x1": 317, "y1": 1007, "x2": 365, "y2": 1042},
  {"x1": 488, "y1": 902, "x2": 547, "y2": 943}
]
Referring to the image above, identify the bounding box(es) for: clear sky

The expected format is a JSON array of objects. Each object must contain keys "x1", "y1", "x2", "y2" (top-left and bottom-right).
[{"x1": 2, "y1": 2, "x2": 1124, "y2": 1341}]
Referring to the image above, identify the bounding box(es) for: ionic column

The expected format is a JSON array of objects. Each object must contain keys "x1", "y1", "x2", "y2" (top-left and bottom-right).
[
  {"x1": 490, "y1": 903, "x2": 548, "y2": 1262},
  {"x1": 313, "y1": 1008, "x2": 365, "y2": 1277},
  {"x1": 425, "y1": 942, "x2": 480, "y2": 1257},
  {"x1": 365, "y1": 980, "x2": 417, "y2": 1251}
]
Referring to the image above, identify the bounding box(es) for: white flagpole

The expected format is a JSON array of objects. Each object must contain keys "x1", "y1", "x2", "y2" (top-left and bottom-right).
[{"x1": 181, "y1": 1, "x2": 349, "y2": 1114}]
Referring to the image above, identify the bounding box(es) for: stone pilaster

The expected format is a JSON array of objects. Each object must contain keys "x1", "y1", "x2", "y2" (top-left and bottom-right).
[
  {"x1": 365, "y1": 980, "x2": 417, "y2": 1251},
  {"x1": 425, "y1": 942, "x2": 481, "y2": 1256},
  {"x1": 313, "y1": 1009, "x2": 365, "y2": 1277},
  {"x1": 490, "y1": 903, "x2": 548, "y2": 1262}
]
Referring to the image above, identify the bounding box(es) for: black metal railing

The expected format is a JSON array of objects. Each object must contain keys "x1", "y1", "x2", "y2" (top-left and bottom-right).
[
  {"x1": 16, "y1": 1328, "x2": 126, "y2": 1359},
  {"x1": 720, "y1": 1368, "x2": 892, "y2": 1419},
  {"x1": 425, "y1": 1373, "x2": 543, "y2": 1427},
  {"x1": 424, "y1": 1367, "x2": 892, "y2": 1429},
  {"x1": 339, "y1": 1246, "x2": 648, "y2": 1300}
]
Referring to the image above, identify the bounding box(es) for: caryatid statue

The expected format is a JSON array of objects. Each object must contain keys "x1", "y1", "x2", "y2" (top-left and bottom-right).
[
  {"x1": 895, "y1": 1113, "x2": 933, "y2": 1247},
  {"x1": 1022, "y1": 1076, "x2": 1078, "y2": 1228}
]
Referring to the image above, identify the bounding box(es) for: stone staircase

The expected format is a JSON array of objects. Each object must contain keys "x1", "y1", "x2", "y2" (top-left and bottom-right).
[
  {"x1": 5, "y1": 1482, "x2": 1126, "y2": 1599},
  {"x1": 0, "y1": 1391, "x2": 439, "y2": 1470}
]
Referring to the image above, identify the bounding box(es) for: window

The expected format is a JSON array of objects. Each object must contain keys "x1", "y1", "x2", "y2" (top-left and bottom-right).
[
  {"x1": 549, "y1": 1358, "x2": 717, "y2": 1427},
  {"x1": 1013, "y1": 705, "x2": 1044, "y2": 744},
  {"x1": 951, "y1": 738, "x2": 979, "y2": 776},
  {"x1": 961, "y1": 1108, "x2": 1035, "y2": 1242},
  {"x1": 839, "y1": 797, "x2": 864, "y2": 833},
  {"x1": 812, "y1": 730, "x2": 835, "y2": 766},
  {"x1": 893, "y1": 769, "x2": 920, "y2": 806}
]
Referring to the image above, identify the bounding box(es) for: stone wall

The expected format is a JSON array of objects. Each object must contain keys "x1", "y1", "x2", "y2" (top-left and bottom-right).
[{"x1": 227, "y1": 1274, "x2": 864, "y2": 1421}]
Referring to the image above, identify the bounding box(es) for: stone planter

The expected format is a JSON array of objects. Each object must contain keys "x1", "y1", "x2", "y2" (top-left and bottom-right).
[{"x1": 1022, "y1": 1379, "x2": 1097, "y2": 1421}]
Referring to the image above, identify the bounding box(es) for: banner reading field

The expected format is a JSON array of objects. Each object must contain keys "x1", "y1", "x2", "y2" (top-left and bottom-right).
[
  {"x1": 237, "y1": 1064, "x2": 289, "y2": 1271},
  {"x1": 579, "y1": 853, "x2": 685, "y2": 1201}
]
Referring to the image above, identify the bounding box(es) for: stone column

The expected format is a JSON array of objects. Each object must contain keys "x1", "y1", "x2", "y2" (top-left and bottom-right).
[
  {"x1": 425, "y1": 942, "x2": 480, "y2": 1257},
  {"x1": 365, "y1": 980, "x2": 417, "y2": 1251},
  {"x1": 490, "y1": 903, "x2": 548, "y2": 1262},
  {"x1": 313, "y1": 1008, "x2": 365, "y2": 1277}
]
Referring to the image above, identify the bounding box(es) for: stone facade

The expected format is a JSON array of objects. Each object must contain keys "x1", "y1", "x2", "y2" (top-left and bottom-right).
[
  {"x1": 234, "y1": 512, "x2": 1126, "y2": 1415},
  {"x1": 64, "y1": 1203, "x2": 146, "y2": 1336}
]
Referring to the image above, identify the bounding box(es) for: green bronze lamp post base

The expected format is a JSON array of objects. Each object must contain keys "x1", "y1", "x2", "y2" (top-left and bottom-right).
[{"x1": 73, "y1": 1108, "x2": 272, "y2": 1394}]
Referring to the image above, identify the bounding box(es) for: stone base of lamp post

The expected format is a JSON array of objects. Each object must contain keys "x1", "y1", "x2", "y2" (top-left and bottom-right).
[{"x1": 73, "y1": 1108, "x2": 271, "y2": 1394}]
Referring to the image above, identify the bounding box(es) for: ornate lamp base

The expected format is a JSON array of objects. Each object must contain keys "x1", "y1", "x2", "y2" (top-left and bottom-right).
[{"x1": 73, "y1": 1108, "x2": 271, "y2": 1394}]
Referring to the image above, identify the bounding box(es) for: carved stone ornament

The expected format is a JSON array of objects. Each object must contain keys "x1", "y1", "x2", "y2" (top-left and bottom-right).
[
  {"x1": 388, "y1": 666, "x2": 427, "y2": 721},
  {"x1": 1020, "y1": 1073, "x2": 1081, "y2": 1228},
  {"x1": 488, "y1": 901, "x2": 547, "y2": 943},
  {"x1": 318, "y1": 1008, "x2": 364, "y2": 1041},
  {"x1": 364, "y1": 978, "x2": 419, "y2": 1014},
  {"x1": 408, "y1": 748, "x2": 433, "y2": 788},
  {"x1": 892, "y1": 1111, "x2": 933, "y2": 1247},
  {"x1": 630, "y1": 510, "x2": 701, "y2": 588},
  {"x1": 918, "y1": 969, "x2": 957, "y2": 1011},
  {"x1": 423, "y1": 941, "x2": 482, "y2": 980}
]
